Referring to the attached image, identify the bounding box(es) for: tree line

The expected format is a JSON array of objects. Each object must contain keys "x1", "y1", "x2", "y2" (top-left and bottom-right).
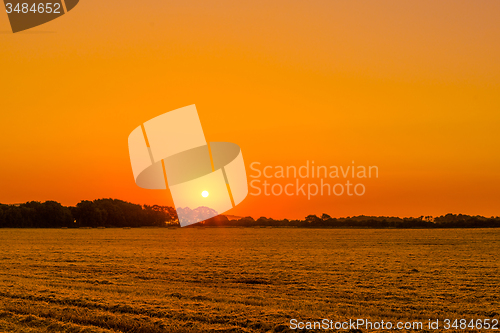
[
  {"x1": 0, "y1": 199, "x2": 177, "y2": 228},
  {"x1": 0, "y1": 199, "x2": 499, "y2": 228},
  {"x1": 199, "y1": 214, "x2": 500, "y2": 229}
]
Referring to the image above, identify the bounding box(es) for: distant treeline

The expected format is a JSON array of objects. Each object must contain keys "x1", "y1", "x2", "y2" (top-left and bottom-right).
[
  {"x1": 201, "y1": 214, "x2": 500, "y2": 229},
  {"x1": 0, "y1": 199, "x2": 177, "y2": 228},
  {"x1": 0, "y1": 199, "x2": 499, "y2": 229}
]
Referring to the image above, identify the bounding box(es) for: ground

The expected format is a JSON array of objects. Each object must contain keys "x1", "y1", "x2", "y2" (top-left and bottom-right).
[{"x1": 0, "y1": 228, "x2": 498, "y2": 332}]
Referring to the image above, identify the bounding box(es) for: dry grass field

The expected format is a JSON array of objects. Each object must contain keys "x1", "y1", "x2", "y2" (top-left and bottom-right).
[{"x1": 0, "y1": 228, "x2": 498, "y2": 333}]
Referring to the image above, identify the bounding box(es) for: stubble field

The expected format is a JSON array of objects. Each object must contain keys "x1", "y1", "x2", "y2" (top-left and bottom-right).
[{"x1": 0, "y1": 228, "x2": 498, "y2": 333}]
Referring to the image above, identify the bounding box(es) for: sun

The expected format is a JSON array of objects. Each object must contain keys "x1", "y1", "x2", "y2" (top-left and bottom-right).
[{"x1": 201, "y1": 190, "x2": 209, "y2": 198}]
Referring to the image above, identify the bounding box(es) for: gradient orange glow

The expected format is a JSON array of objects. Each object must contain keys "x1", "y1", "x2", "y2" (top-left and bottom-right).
[{"x1": 1, "y1": 0, "x2": 499, "y2": 219}]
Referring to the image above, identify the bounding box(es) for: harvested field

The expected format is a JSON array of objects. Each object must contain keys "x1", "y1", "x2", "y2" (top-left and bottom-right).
[{"x1": 0, "y1": 228, "x2": 498, "y2": 332}]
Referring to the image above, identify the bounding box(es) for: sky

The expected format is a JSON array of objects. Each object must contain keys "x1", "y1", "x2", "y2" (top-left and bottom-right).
[{"x1": 1, "y1": 0, "x2": 499, "y2": 219}]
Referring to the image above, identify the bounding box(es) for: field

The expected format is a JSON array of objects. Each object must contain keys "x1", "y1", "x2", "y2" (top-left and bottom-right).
[{"x1": 0, "y1": 228, "x2": 498, "y2": 332}]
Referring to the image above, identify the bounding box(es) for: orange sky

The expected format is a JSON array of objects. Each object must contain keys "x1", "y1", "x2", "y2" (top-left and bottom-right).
[{"x1": 1, "y1": 0, "x2": 499, "y2": 219}]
